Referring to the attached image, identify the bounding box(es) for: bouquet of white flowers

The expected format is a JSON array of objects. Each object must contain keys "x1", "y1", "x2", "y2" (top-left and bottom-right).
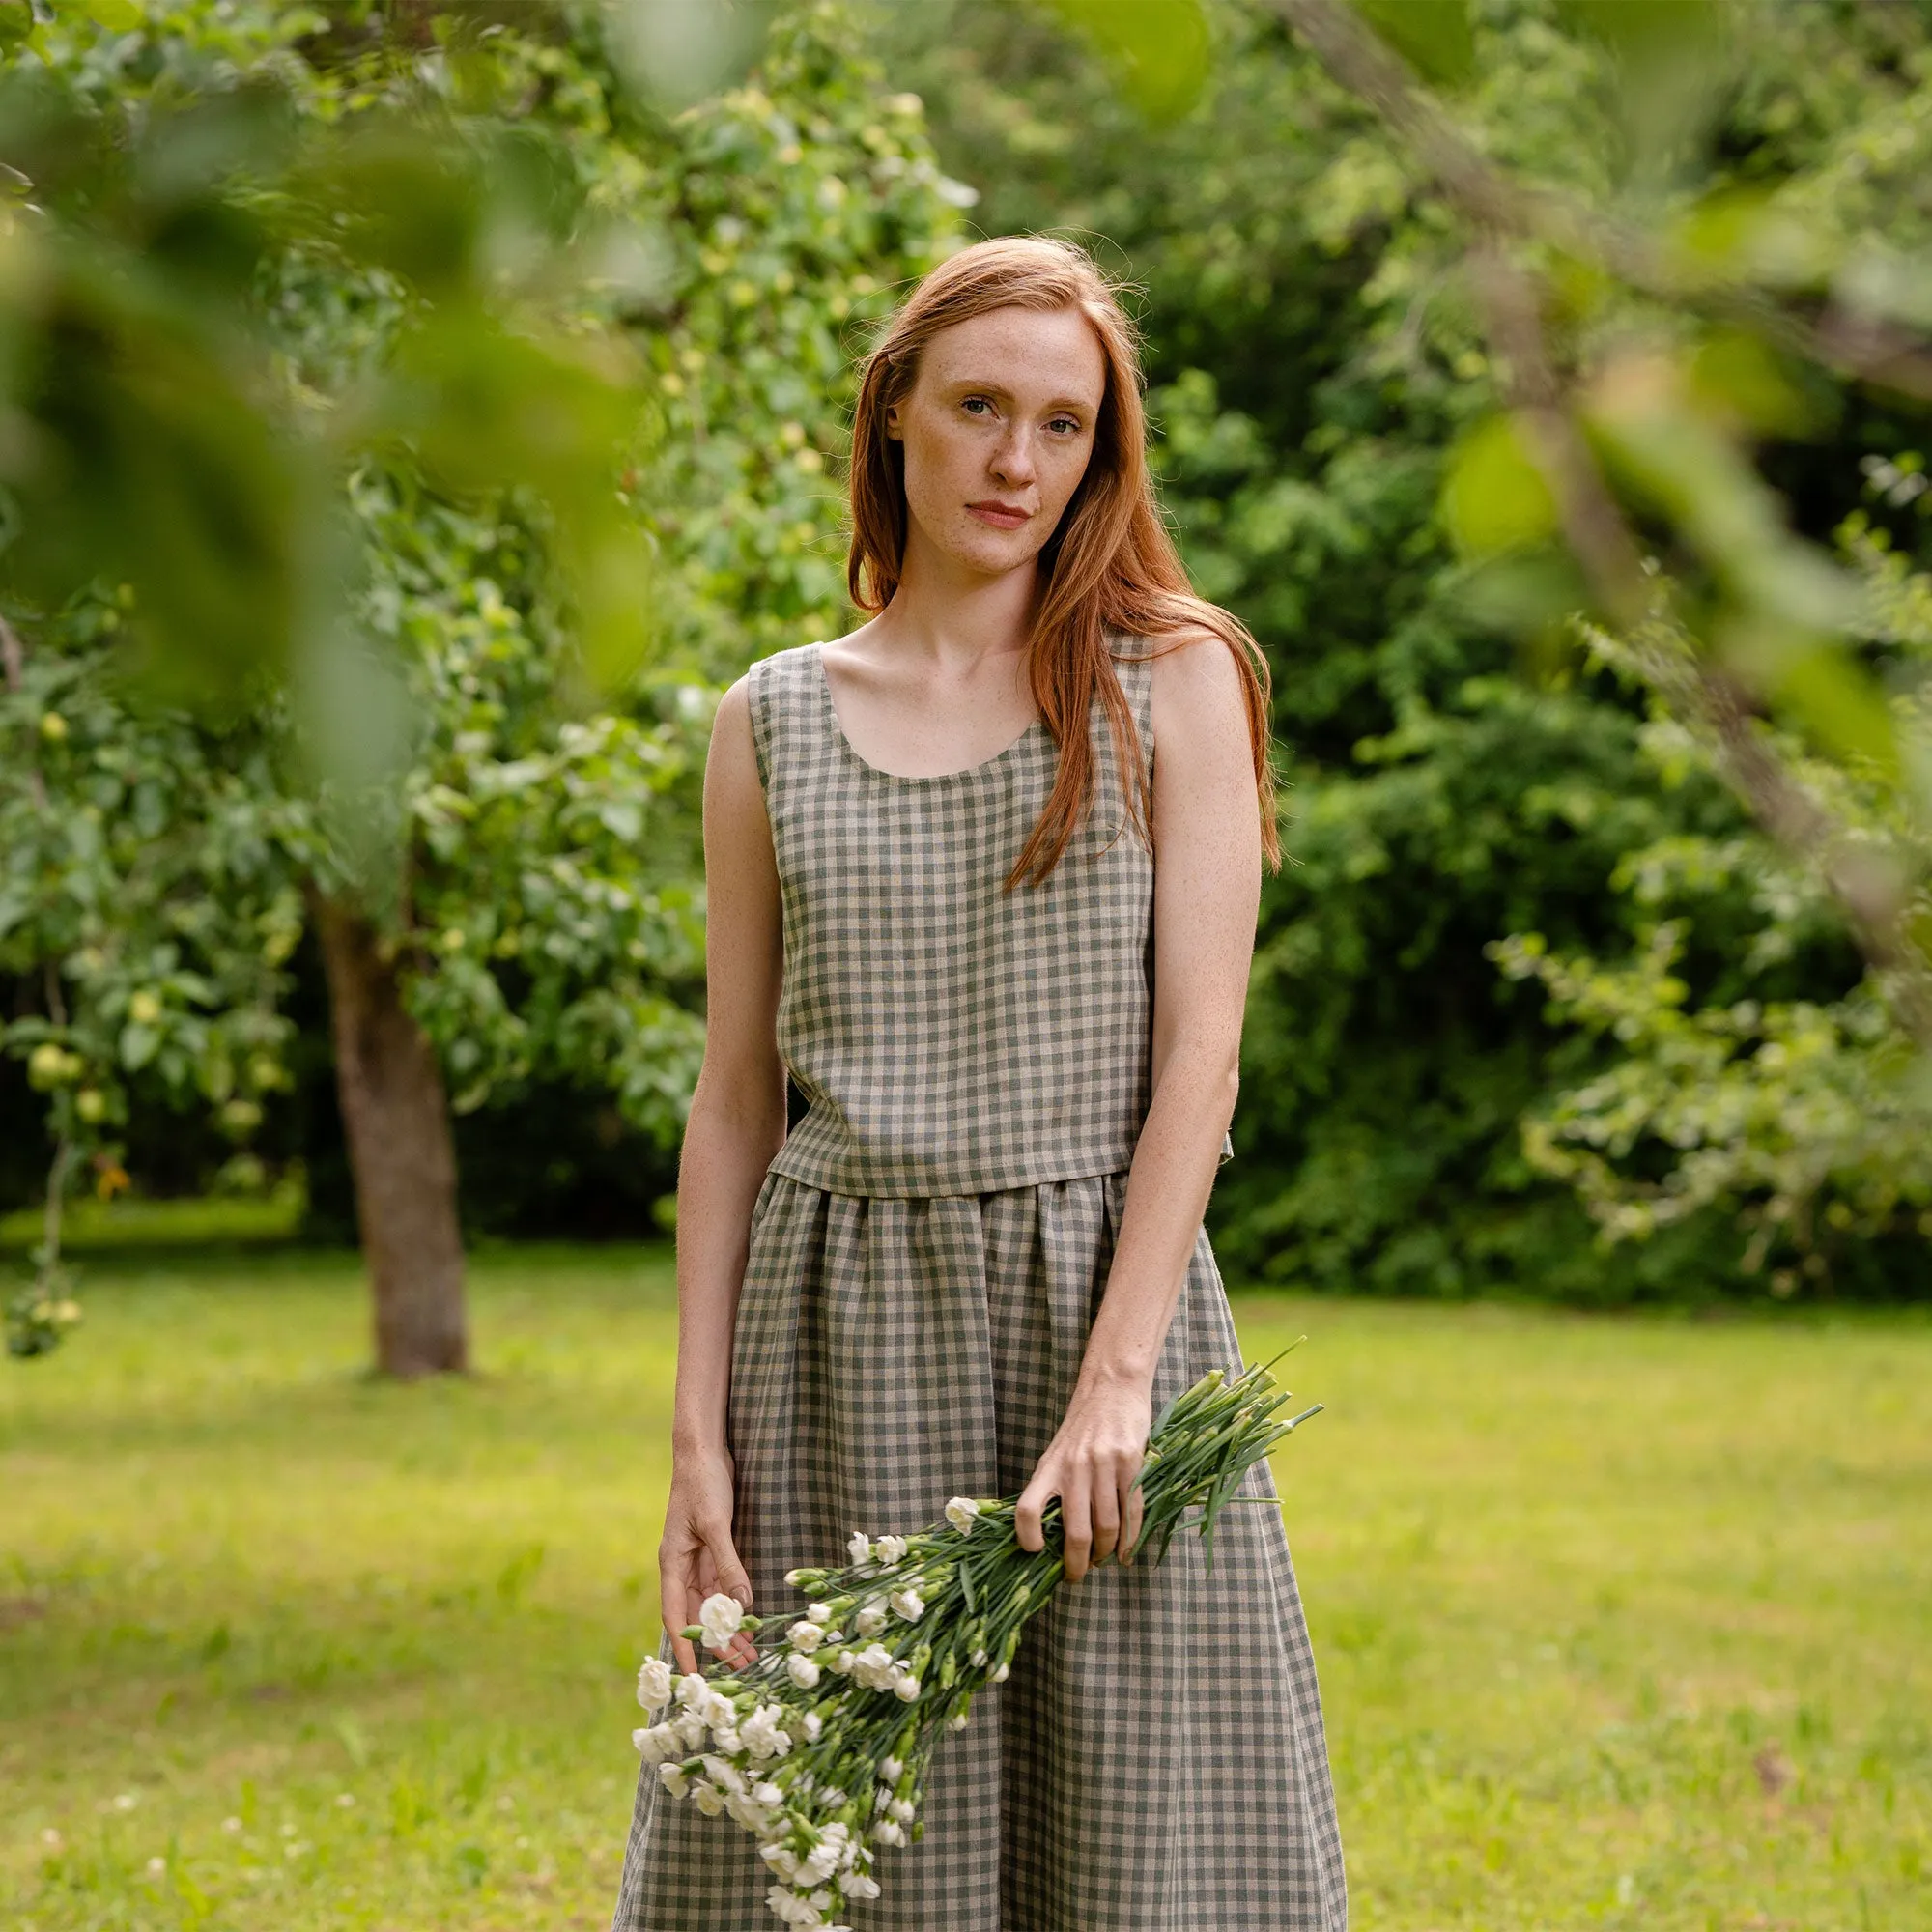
[{"x1": 630, "y1": 1355, "x2": 1321, "y2": 1930}]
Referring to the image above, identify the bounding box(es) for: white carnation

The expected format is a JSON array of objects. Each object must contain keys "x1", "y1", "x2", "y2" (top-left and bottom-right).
[
  {"x1": 846, "y1": 1531, "x2": 872, "y2": 1565},
  {"x1": 850, "y1": 1643, "x2": 896, "y2": 1690},
  {"x1": 701, "y1": 1754, "x2": 747, "y2": 1795},
  {"x1": 675, "y1": 1671, "x2": 711, "y2": 1710},
  {"x1": 671, "y1": 1707, "x2": 708, "y2": 1749},
  {"x1": 888, "y1": 1796, "x2": 915, "y2": 1823},
  {"x1": 990, "y1": 1661, "x2": 1010, "y2": 1683},
  {"x1": 787, "y1": 1652, "x2": 822, "y2": 1689},
  {"x1": 893, "y1": 1671, "x2": 922, "y2": 1702},
  {"x1": 657, "y1": 1762, "x2": 689, "y2": 1798},
  {"x1": 693, "y1": 1781, "x2": 725, "y2": 1817},
  {"x1": 796, "y1": 1836, "x2": 841, "y2": 1886},
  {"x1": 802, "y1": 1712, "x2": 824, "y2": 1742},
  {"x1": 840, "y1": 1869, "x2": 882, "y2": 1899},
  {"x1": 636, "y1": 1657, "x2": 674, "y2": 1712},
  {"x1": 872, "y1": 1819, "x2": 906, "y2": 1846},
  {"x1": 787, "y1": 1620, "x2": 824, "y2": 1653},
  {"x1": 724, "y1": 1790, "x2": 777, "y2": 1833},
  {"x1": 759, "y1": 1841, "x2": 801, "y2": 1883},
  {"x1": 880, "y1": 1755, "x2": 903, "y2": 1783},
  {"x1": 740, "y1": 1703, "x2": 793, "y2": 1761},
  {"x1": 854, "y1": 1604, "x2": 888, "y2": 1636},
  {"x1": 945, "y1": 1496, "x2": 980, "y2": 1534},
  {"x1": 888, "y1": 1587, "x2": 924, "y2": 1622},
  {"x1": 765, "y1": 1884, "x2": 819, "y2": 1926},
  {"x1": 697, "y1": 1592, "x2": 746, "y2": 1652},
  {"x1": 807, "y1": 1602, "x2": 833, "y2": 1623},
  {"x1": 874, "y1": 1534, "x2": 908, "y2": 1564}
]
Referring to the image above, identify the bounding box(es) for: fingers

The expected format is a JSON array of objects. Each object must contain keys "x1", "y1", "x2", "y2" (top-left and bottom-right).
[
  {"x1": 1090, "y1": 1475, "x2": 1120, "y2": 1571},
  {"x1": 711, "y1": 1534, "x2": 758, "y2": 1668},
  {"x1": 664, "y1": 1509, "x2": 759, "y2": 1676},
  {"x1": 1062, "y1": 1484, "x2": 1093, "y2": 1583},
  {"x1": 1015, "y1": 1477, "x2": 1051, "y2": 1554},
  {"x1": 715, "y1": 1540, "x2": 754, "y2": 1613},
  {"x1": 660, "y1": 1551, "x2": 696, "y2": 1677},
  {"x1": 1122, "y1": 1480, "x2": 1145, "y2": 1566}
]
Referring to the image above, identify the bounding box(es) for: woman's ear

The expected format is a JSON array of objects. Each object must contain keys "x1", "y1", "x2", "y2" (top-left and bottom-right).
[{"x1": 884, "y1": 402, "x2": 903, "y2": 442}]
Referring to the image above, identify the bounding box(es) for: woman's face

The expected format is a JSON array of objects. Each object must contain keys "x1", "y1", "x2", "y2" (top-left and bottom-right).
[{"x1": 886, "y1": 303, "x2": 1107, "y2": 582}]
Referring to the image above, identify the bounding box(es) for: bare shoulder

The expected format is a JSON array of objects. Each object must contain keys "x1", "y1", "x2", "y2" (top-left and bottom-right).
[
  {"x1": 1144, "y1": 627, "x2": 1251, "y2": 763},
  {"x1": 714, "y1": 668, "x2": 753, "y2": 727},
  {"x1": 709, "y1": 671, "x2": 754, "y2": 756},
  {"x1": 704, "y1": 672, "x2": 764, "y2": 812}
]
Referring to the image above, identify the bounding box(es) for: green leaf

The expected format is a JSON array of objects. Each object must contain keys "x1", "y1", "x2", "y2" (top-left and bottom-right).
[
  {"x1": 1355, "y1": 0, "x2": 1474, "y2": 88},
  {"x1": 1442, "y1": 414, "x2": 1559, "y2": 558},
  {"x1": 81, "y1": 0, "x2": 144, "y2": 30},
  {"x1": 1689, "y1": 330, "x2": 1831, "y2": 441},
  {"x1": 604, "y1": 0, "x2": 780, "y2": 109},
  {"x1": 1721, "y1": 629, "x2": 1900, "y2": 779},
  {"x1": 1551, "y1": 0, "x2": 1729, "y2": 170},
  {"x1": 1553, "y1": 0, "x2": 1723, "y2": 63},
  {"x1": 1043, "y1": 0, "x2": 1214, "y2": 124}
]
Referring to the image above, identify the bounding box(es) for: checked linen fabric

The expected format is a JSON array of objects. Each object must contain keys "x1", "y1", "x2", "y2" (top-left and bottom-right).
[{"x1": 610, "y1": 640, "x2": 1348, "y2": 1932}]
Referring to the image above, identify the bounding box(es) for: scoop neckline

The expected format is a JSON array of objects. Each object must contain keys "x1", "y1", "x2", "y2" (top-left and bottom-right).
[{"x1": 810, "y1": 640, "x2": 1048, "y2": 783}]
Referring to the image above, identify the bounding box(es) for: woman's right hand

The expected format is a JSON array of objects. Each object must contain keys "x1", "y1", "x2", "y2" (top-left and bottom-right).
[{"x1": 659, "y1": 1443, "x2": 758, "y2": 1676}]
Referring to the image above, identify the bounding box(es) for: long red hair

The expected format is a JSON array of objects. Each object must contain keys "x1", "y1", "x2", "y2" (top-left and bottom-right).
[{"x1": 846, "y1": 235, "x2": 1282, "y2": 890}]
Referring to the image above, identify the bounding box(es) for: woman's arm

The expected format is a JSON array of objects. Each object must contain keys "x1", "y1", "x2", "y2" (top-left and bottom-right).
[
  {"x1": 659, "y1": 674, "x2": 789, "y2": 1672},
  {"x1": 1015, "y1": 633, "x2": 1264, "y2": 1582}
]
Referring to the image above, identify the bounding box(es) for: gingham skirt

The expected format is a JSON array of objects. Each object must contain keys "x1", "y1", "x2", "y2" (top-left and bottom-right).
[{"x1": 611, "y1": 1169, "x2": 1349, "y2": 1931}]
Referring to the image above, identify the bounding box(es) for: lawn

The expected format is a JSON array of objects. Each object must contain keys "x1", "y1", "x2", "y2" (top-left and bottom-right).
[{"x1": 1, "y1": 1245, "x2": 1926, "y2": 1931}]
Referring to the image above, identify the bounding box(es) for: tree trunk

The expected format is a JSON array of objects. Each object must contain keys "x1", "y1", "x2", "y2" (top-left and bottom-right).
[{"x1": 312, "y1": 892, "x2": 469, "y2": 1377}]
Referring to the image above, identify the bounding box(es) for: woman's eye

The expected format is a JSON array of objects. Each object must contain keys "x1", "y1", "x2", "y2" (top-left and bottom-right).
[
  {"x1": 1049, "y1": 416, "x2": 1081, "y2": 436},
  {"x1": 962, "y1": 397, "x2": 993, "y2": 417}
]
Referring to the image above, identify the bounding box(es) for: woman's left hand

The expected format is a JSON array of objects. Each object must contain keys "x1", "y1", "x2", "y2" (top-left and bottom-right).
[{"x1": 1015, "y1": 1377, "x2": 1152, "y2": 1582}]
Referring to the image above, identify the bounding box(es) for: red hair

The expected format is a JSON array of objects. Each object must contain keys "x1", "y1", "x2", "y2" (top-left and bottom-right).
[{"x1": 846, "y1": 235, "x2": 1282, "y2": 889}]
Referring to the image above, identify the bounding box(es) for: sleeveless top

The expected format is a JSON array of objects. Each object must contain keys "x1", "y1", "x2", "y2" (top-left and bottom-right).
[{"x1": 748, "y1": 637, "x2": 1236, "y2": 1199}]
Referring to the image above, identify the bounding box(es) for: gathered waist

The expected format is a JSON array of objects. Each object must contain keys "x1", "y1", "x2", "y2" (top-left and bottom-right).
[
  {"x1": 766, "y1": 1104, "x2": 1231, "y2": 1201},
  {"x1": 767, "y1": 1122, "x2": 1141, "y2": 1201}
]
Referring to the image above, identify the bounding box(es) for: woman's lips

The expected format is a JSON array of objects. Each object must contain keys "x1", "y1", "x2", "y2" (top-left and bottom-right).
[{"x1": 967, "y1": 502, "x2": 1031, "y2": 530}]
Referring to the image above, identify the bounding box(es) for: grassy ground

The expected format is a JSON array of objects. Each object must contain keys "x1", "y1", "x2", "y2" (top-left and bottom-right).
[{"x1": 1, "y1": 1247, "x2": 1926, "y2": 1932}]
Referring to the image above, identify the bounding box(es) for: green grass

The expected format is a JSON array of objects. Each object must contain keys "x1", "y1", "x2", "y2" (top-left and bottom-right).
[
  {"x1": 0, "y1": 1190, "x2": 305, "y2": 1253},
  {"x1": 1, "y1": 1249, "x2": 1927, "y2": 1931}
]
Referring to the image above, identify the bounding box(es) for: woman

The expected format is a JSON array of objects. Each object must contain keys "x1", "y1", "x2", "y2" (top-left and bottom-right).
[{"x1": 611, "y1": 236, "x2": 1346, "y2": 1932}]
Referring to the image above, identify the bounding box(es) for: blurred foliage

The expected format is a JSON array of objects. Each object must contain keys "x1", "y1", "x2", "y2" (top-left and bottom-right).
[
  {"x1": 11, "y1": 0, "x2": 1932, "y2": 1315},
  {"x1": 0, "y1": 1, "x2": 963, "y2": 1322},
  {"x1": 0, "y1": 0, "x2": 654, "y2": 697},
  {"x1": 1492, "y1": 512, "x2": 1932, "y2": 1293},
  {"x1": 875, "y1": 0, "x2": 1932, "y2": 1300}
]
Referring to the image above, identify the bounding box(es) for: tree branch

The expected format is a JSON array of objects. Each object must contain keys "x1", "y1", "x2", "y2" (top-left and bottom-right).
[
  {"x1": 1264, "y1": 0, "x2": 1932, "y2": 398},
  {"x1": 1268, "y1": 0, "x2": 1932, "y2": 1046}
]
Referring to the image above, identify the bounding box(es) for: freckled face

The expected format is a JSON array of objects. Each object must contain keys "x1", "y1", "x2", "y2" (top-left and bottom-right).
[{"x1": 886, "y1": 305, "x2": 1107, "y2": 579}]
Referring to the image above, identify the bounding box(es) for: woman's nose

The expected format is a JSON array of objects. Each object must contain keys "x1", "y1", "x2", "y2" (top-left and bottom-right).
[{"x1": 991, "y1": 431, "x2": 1037, "y2": 485}]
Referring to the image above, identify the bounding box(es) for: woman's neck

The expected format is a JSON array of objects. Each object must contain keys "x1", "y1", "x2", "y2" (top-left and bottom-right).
[{"x1": 869, "y1": 527, "x2": 1039, "y2": 669}]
